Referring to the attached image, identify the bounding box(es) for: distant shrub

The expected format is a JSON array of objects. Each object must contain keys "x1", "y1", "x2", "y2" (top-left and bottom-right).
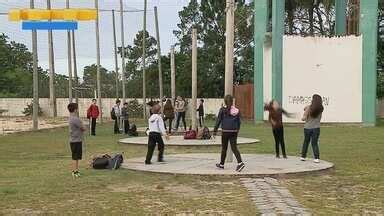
[{"x1": 205, "y1": 113, "x2": 216, "y2": 121}]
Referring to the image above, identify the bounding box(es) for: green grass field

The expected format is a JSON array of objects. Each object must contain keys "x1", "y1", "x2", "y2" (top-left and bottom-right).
[{"x1": 0, "y1": 119, "x2": 383, "y2": 215}]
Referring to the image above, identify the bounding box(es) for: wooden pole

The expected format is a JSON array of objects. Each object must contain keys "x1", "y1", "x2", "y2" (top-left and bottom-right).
[
  {"x1": 72, "y1": 30, "x2": 79, "y2": 106},
  {"x1": 154, "y1": 6, "x2": 163, "y2": 102},
  {"x1": 47, "y1": 0, "x2": 56, "y2": 117},
  {"x1": 66, "y1": 0, "x2": 73, "y2": 103},
  {"x1": 31, "y1": 0, "x2": 39, "y2": 130},
  {"x1": 225, "y1": 0, "x2": 235, "y2": 162},
  {"x1": 191, "y1": 28, "x2": 197, "y2": 130},
  {"x1": 142, "y1": 0, "x2": 147, "y2": 118},
  {"x1": 119, "y1": 0, "x2": 126, "y2": 103},
  {"x1": 112, "y1": 9, "x2": 119, "y2": 99},
  {"x1": 95, "y1": 0, "x2": 103, "y2": 121},
  {"x1": 170, "y1": 46, "x2": 176, "y2": 101}
]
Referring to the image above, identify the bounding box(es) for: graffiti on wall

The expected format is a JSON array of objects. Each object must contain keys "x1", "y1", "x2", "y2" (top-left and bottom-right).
[{"x1": 288, "y1": 96, "x2": 330, "y2": 106}]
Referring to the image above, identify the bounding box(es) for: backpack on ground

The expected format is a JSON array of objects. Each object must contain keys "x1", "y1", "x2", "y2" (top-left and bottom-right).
[
  {"x1": 184, "y1": 126, "x2": 197, "y2": 139},
  {"x1": 91, "y1": 154, "x2": 111, "y2": 169},
  {"x1": 196, "y1": 129, "x2": 204, "y2": 139},
  {"x1": 128, "y1": 124, "x2": 138, "y2": 136},
  {"x1": 107, "y1": 153, "x2": 124, "y2": 170},
  {"x1": 201, "y1": 126, "x2": 211, "y2": 140},
  {"x1": 111, "y1": 108, "x2": 117, "y2": 120}
]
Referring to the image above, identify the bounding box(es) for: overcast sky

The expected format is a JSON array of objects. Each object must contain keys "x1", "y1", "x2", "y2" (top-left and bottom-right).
[{"x1": 0, "y1": 0, "x2": 189, "y2": 77}]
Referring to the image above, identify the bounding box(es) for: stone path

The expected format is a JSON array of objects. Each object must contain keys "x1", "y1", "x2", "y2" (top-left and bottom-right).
[{"x1": 240, "y1": 177, "x2": 311, "y2": 215}]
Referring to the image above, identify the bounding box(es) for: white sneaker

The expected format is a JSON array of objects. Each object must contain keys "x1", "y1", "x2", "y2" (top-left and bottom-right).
[
  {"x1": 314, "y1": 159, "x2": 320, "y2": 163},
  {"x1": 300, "y1": 157, "x2": 306, "y2": 161}
]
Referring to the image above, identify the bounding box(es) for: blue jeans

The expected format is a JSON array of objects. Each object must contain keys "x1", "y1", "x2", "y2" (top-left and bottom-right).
[{"x1": 301, "y1": 128, "x2": 320, "y2": 159}]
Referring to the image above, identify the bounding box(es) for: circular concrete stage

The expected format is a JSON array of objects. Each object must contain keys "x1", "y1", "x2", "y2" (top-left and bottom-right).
[
  {"x1": 136, "y1": 127, "x2": 222, "y2": 136},
  {"x1": 122, "y1": 154, "x2": 334, "y2": 176},
  {"x1": 119, "y1": 136, "x2": 260, "y2": 146}
]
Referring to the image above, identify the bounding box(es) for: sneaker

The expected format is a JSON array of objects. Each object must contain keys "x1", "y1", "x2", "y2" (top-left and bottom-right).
[
  {"x1": 216, "y1": 163, "x2": 224, "y2": 169},
  {"x1": 300, "y1": 157, "x2": 306, "y2": 161},
  {"x1": 236, "y1": 162, "x2": 245, "y2": 172},
  {"x1": 158, "y1": 159, "x2": 165, "y2": 163},
  {"x1": 314, "y1": 159, "x2": 320, "y2": 163},
  {"x1": 71, "y1": 171, "x2": 76, "y2": 178},
  {"x1": 283, "y1": 155, "x2": 288, "y2": 159},
  {"x1": 276, "y1": 155, "x2": 281, "y2": 159},
  {"x1": 72, "y1": 171, "x2": 80, "y2": 178},
  {"x1": 145, "y1": 161, "x2": 152, "y2": 165}
]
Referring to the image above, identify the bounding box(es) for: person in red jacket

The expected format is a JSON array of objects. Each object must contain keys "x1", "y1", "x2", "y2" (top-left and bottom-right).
[{"x1": 87, "y1": 99, "x2": 100, "y2": 136}]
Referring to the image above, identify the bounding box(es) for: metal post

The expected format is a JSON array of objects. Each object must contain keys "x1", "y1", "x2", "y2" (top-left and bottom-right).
[
  {"x1": 112, "y1": 9, "x2": 119, "y2": 99},
  {"x1": 225, "y1": 0, "x2": 235, "y2": 162},
  {"x1": 360, "y1": 0, "x2": 378, "y2": 126},
  {"x1": 142, "y1": 0, "x2": 147, "y2": 119},
  {"x1": 272, "y1": 0, "x2": 284, "y2": 103},
  {"x1": 191, "y1": 28, "x2": 197, "y2": 130},
  {"x1": 335, "y1": 0, "x2": 347, "y2": 35},
  {"x1": 154, "y1": 6, "x2": 163, "y2": 102},
  {"x1": 254, "y1": 0, "x2": 268, "y2": 123},
  {"x1": 66, "y1": 0, "x2": 73, "y2": 103},
  {"x1": 119, "y1": 0, "x2": 126, "y2": 103},
  {"x1": 31, "y1": 0, "x2": 39, "y2": 130},
  {"x1": 171, "y1": 46, "x2": 176, "y2": 101},
  {"x1": 72, "y1": 30, "x2": 79, "y2": 106},
  {"x1": 95, "y1": 0, "x2": 103, "y2": 121},
  {"x1": 47, "y1": 0, "x2": 56, "y2": 118}
]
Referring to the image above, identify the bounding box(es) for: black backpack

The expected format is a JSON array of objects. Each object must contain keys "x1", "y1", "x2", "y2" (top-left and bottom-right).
[
  {"x1": 201, "y1": 126, "x2": 211, "y2": 140},
  {"x1": 92, "y1": 154, "x2": 111, "y2": 169},
  {"x1": 111, "y1": 108, "x2": 117, "y2": 120},
  {"x1": 128, "y1": 124, "x2": 138, "y2": 136},
  {"x1": 107, "y1": 153, "x2": 124, "y2": 170}
]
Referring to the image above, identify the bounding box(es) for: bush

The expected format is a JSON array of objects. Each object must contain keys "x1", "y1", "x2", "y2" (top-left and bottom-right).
[
  {"x1": 205, "y1": 113, "x2": 216, "y2": 121},
  {"x1": 22, "y1": 100, "x2": 43, "y2": 117}
]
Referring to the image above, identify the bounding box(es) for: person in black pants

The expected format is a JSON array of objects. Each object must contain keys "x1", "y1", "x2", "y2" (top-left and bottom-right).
[
  {"x1": 213, "y1": 95, "x2": 245, "y2": 172},
  {"x1": 86, "y1": 99, "x2": 99, "y2": 136},
  {"x1": 163, "y1": 99, "x2": 174, "y2": 134},
  {"x1": 112, "y1": 100, "x2": 121, "y2": 134},
  {"x1": 264, "y1": 100, "x2": 293, "y2": 158},
  {"x1": 197, "y1": 99, "x2": 205, "y2": 127},
  {"x1": 121, "y1": 102, "x2": 130, "y2": 134},
  {"x1": 145, "y1": 104, "x2": 170, "y2": 164},
  {"x1": 175, "y1": 96, "x2": 187, "y2": 131}
]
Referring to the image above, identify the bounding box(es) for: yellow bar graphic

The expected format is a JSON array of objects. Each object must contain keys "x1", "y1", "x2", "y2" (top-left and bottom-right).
[{"x1": 9, "y1": 9, "x2": 97, "y2": 21}]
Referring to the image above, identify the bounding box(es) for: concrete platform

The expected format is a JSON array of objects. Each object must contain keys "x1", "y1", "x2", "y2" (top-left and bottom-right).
[
  {"x1": 122, "y1": 153, "x2": 334, "y2": 176},
  {"x1": 119, "y1": 136, "x2": 260, "y2": 146},
  {"x1": 136, "y1": 127, "x2": 222, "y2": 136}
]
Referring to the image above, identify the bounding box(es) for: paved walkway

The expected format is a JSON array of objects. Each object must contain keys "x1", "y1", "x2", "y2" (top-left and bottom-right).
[
  {"x1": 119, "y1": 136, "x2": 259, "y2": 146},
  {"x1": 122, "y1": 153, "x2": 334, "y2": 176},
  {"x1": 240, "y1": 177, "x2": 310, "y2": 215}
]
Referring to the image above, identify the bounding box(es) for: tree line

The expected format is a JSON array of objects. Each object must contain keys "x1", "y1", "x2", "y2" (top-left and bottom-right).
[{"x1": 0, "y1": 0, "x2": 383, "y2": 99}]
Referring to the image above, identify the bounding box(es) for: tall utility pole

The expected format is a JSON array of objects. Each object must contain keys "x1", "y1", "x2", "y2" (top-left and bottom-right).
[
  {"x1": 31, "y1": 0, "x2": 38, "y2": 130},
  {"x1": 120, "y1": 0, "x2": 126, "y2": 103},
  {"x1": 191, "y1": 28, "x2": 197, "y2": 130},
  {"x1": 72, "y1": 30, "x2": 79, "y2": 106},
  {"x1": 154, "y1": 6, "x2": 163, "y2": 102},
  {"x1": 224, "y1": 0, "x2": 235, "y2": 162},
  {"x1": 224, "y1": 0, "x2": 235, "y2": 97},
  {"x1": 112, "y1": 9, "x2": 119, "y2": 99},
  {"x1": 142, "y1": 0, "x2": 147, "y2": 119},
  {"x1": 170, "y1": 46, "x2": 176, "y2": 101},
  {"x1": 47, "y1": 0, "x2": 56, "y2": 117},
  {"x1": 66, "y1": 0, "x2": 73, "y2": 103},
  {"x1": 95, "y1": 0, "x2": 102, "y2": 121}
]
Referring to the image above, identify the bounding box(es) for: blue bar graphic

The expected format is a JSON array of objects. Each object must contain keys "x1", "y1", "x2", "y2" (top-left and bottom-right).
[{"x1": 22, "y1": 21, "x2": 78, "y2": 30}]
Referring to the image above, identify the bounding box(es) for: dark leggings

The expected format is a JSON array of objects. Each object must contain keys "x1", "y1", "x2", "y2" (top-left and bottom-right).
[
  {"x1": 163, "y1": 117, "x2": 173, "y2": 133},
  {"x1": 220, "y1": 132, "x2": 242, "y2": 164},
  {"x1": 145, "y1": 132, "x2": 165, "y2": 163},
  {"x1": 301, "y1": 128, "x2": 320, "y2": 159},
  {"x1": 199, "y1": 116, "x2": 204, "y2": 127},
  {"x1": 91, "y1": 118, "x2": 96, "y2": 135},
  {"x1": 176, "y1": 111, "x2": 186, "y2": 130},
  {"x1": 272, "y1": 126, "x2": 286, "y2": 157}
]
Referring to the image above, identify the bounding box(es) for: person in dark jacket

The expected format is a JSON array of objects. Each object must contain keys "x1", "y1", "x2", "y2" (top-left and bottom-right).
[
  {"x1": 86, "y1": 99, "x2": 99, "y2": 136},
  {"x1": 264, "y1": 100, "x2": 293, "y2": 159},
  {"x1": 197, "y1": 99, "x2": 205, "y2": 127},
  {"x1": 213, "y1": 95, "x2": 245, "y2": 172},
  {"x1": 163, "y1": 99, "x2": 174, "y2": 134},
  {"x1": 121, "y1": 102, "x2": 130, "y2": 134}
]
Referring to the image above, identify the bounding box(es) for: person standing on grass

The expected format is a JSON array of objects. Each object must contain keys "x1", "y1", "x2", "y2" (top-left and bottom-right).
[
  {"x1": 68, "y1": 103, "x2": 86, "y2": 178},
  {"x1": 113, "y1": 99, "x2": 121, "y2": 134},
  {"x1": 264, "y1": 99, "x2": 293, "y2": 159},
  {"x1": 300, "y1": 94, "x2": 324, "y2": 163},
  {"x1": 163, "y1": 99, "x2": 174, "y2": 134},
  {"x1": 197, "y1": 99, "x2": 205, "y2": 127},
  {"x1": 213, "y1": 95, "x2": 245, "y2": 172},
  {"x1": 145, "y1": 104, "x2": 169, "y2": 164},
  {"x1": 121, "y1": 102, "x2": 130, "y2": 135},
  {"x1": 175, "y1": 96, "x2": 187, "y2": 131},
  {"x1": 86, "y1": 99, "x2": 99, "y2": 136}
]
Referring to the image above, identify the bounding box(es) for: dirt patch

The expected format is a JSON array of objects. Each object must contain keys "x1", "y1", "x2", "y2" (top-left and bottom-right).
[
  {"x1": 2, "y1": 208, "x2": 42, "y2": 216},
  {"x1": 166, "y1": 184, "x2": 202, "y2": 198},
  {"x1": 0, "y1": 117, "x2": 73, "y2": 135}
]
